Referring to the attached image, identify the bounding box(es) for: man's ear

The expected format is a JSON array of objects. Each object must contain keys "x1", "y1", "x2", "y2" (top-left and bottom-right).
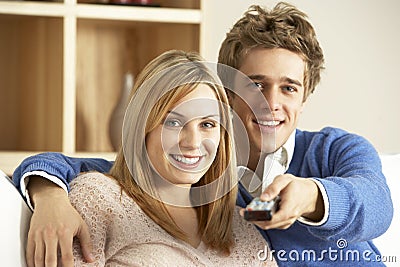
[
  {"x1": 300, "y1": 100, "x2": 306, "y2": 113},
  {"x1": 225, "y1": 87, "x2": 234, "y2": 105}
]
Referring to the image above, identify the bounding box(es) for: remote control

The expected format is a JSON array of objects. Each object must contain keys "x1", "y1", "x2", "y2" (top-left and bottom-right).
[{"x1": 244, "y1": 196, "x2": 280, "y2": 221}]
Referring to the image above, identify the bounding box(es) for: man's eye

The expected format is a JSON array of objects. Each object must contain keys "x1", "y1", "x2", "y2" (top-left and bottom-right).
[
  {"x1": 283, "y1": 86, "x2": 296, "y2": 93},
  {"x1": 246, "y1": 81, "x2": 263, "y2": 90},
  {"x1": 164, "y1": 119, "x2": 181, "y2": 127},
  {"x1": 253, "y1": 82, "x2": 263, "y2": 89}
]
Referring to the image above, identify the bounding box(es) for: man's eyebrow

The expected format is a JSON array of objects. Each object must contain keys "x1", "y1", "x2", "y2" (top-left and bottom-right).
[
  {"x1": 247, "y1": 74, "x2": 303, "y2": 87},
  {"x1": 247, "y1": 74, "x2": 265, "y2": 81},
  {"x1": 283, "y1": 77, "x2": 303, "y2": 87}
]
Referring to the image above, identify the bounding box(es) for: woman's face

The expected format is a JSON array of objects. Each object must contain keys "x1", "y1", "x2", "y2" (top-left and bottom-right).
[{"x1": 146, "y1": 84, "x2": 221, "y2": 186}]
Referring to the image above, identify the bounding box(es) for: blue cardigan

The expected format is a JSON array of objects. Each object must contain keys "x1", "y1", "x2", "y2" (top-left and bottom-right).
[{"x1": 13, "y1": 127, "x2": 393, "y2": 266}]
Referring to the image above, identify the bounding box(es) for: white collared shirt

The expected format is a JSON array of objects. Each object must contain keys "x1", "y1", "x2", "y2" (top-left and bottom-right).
[{"x1": 238, "y1": 130, "x2": 329, "y2": 226}]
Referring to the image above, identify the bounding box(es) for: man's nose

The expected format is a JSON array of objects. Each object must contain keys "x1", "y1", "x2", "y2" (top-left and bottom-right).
[{"x1": 262, "y1": 88, "x2": 281, "y2": 112}]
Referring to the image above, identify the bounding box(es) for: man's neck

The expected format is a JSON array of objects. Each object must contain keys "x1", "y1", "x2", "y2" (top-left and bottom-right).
[{"x1": 251, "y1": 153, "x2": 267, "y2": 179}]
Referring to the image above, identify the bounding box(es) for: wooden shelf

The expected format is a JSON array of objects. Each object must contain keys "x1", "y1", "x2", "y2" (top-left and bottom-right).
[
  {"x1": 0, "y1": 2, "x2": 66, "y2": 17},
  {"x1": 0, "y1": 0, "x2": 203, "y2": 173},
  {"x1": 76, "y1": 4, "x2": 201, "y2": 23},
  {"x1": 0, "y1": 1, "x2": 201, "y2": 24}
]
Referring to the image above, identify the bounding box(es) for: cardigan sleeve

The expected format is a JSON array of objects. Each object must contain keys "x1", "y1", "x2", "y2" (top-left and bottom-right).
[
  {"x1": 304, "y1": 128, "x2": 393, "y2": 243},
  {"x1": 12, "y1": 152, "x2": 113, "y2": 197}
]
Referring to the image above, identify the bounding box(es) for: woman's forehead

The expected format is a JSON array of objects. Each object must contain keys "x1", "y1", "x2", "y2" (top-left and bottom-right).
[{"x1": 169, "y1": 84, "x2": 221, "y2": 119}]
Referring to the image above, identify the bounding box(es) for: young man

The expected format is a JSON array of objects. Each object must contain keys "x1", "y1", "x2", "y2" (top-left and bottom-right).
[{"x1": 13, "y1": 2, "x2": 392, "y2": 267}]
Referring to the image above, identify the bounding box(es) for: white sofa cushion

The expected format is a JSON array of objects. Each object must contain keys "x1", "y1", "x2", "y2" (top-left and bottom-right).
[
  {"x1": 373, "y1": 154, "x2": 400, "y2": 266},
  {"x1": 0, "y1": 170, "x2": 32, "y2": 267}
]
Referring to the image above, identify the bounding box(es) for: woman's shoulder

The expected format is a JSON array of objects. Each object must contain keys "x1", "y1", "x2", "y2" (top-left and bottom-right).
[
  {"x1": 70, "y1": 172, "x2": 121, "y2": 197},
  {"x1": 71, "y1": 171, "x2": 116, "y2": 186},
  {"x1": 68, "y1": 172, "x2": 134, "y2": 215},
  {"x1": 69, "y1": 172, "x2": 149, "y2": 230}
]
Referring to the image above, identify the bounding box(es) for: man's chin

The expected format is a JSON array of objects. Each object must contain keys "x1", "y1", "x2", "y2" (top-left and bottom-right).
[
  {"x1": 261, "y1": 146, "x2": 277, "y2": 154},
  {"x1": 259, "y1": 137, "x2": 277, "y2": 154}
]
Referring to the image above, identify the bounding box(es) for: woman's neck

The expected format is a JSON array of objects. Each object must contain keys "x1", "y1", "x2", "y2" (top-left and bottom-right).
[
  {"x1": 151, "y1": 172, "x2": 201, "y2": 247},
  {"x1": 165, "y1": 204, "x2": 201, "y2": 248},
  {"x1": 157, "y1": 183, "x2": 192, "y2": 207}
]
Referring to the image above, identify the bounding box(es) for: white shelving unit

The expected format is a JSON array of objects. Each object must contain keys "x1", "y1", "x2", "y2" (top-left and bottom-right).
[{"x1": 0, "y1": 0, "x2": 203, "y2": 175}]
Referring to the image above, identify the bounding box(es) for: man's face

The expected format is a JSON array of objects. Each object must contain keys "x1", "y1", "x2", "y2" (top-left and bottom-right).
[{"x1": 230, "y1": 47, "x2": 305, "y2": 165}]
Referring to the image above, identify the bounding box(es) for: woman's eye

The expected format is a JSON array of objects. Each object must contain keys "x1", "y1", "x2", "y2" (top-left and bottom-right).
[
  {"x1": 164, "y1": 119, "x2": 181, "y2": 127},
  {"x1": 201, "y1": 121, "x2": 217, "y2": 128}
]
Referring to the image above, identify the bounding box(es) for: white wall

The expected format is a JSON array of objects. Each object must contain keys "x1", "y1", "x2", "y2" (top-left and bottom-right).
[{"x1": 201, "y1": 0, "x2": 400, "y2": 153}]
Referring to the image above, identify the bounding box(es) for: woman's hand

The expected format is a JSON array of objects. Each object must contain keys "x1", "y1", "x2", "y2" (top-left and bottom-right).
[{"x1": 26, "y1": 176, "x2": 94, "y2": 267}]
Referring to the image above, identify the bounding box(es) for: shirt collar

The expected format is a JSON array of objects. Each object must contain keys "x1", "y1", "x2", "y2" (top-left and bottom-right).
[
  {"x1": 283, "y1": 129, "x2": 296, "y2": 170},
  {"x1": 237, "y1": 129, "x2": 296, "y2": 171},
  {"x1": 237, "y1": 130, "x2": 296, "y2": 194}
]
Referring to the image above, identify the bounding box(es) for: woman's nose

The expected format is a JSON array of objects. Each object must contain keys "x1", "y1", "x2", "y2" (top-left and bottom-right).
[{"x1": 179, "y1": 124, "x2": 202, "y2": 150}]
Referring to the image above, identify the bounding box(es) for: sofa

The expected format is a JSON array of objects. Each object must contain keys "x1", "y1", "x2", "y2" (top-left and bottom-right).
[
  {"x1": 372, "y1": 154, "x2": 400, "y2": 266},
  {"x1": 0, "y1": 169, "x2": 31, "y2": 266},
  {"x1": 0, "y1": 154, "x2": 398, "y2": 266}
]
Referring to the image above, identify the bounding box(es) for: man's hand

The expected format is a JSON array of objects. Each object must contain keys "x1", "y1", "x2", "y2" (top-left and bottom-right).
[
  {"x1": 26, "y1": 176, "x2": 94, "y2": 267},
  {"x1": 241, "y1": 174, "x2": 324, "y2": 230}
]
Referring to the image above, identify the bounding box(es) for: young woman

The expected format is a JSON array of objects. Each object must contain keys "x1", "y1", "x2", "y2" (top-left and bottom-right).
[{"x1": 68, "y1": 50, "x2": 276, "y2": 266}]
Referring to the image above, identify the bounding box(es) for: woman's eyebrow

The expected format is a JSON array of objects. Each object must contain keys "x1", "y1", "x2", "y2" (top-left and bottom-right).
[
  {"x1": 167, "y1": 111, "x2": 186, "y2": 118},
  {"x1": 201, "y1": 115, "x2": 220, "y2": 119},
  {"x1": 167, "y1": 111, "x2": 220, "y2": 119}
]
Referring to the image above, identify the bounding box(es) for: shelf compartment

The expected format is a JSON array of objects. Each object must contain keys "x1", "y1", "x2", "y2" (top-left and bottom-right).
[
  {"x1": 75, "y1": 19, "x2": 199, "y2": 152},
  {"x1": 0, "y1": 15, "x2": 63, "y2": 151}
]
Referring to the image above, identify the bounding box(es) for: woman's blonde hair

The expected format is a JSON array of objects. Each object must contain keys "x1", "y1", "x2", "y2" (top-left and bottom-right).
[
  {"x1": 218, "y1": 2, "x2": 325, "y2": 101},
  {"x1": 109, "y1": 50, "x2": 238, "y2": 254}
]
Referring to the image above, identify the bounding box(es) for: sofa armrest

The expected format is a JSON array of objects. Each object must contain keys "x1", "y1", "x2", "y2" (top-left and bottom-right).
[
  {"x1": 372, "y1": 154, "x2": 400, "y2": 266},
  {"x1": 0, "y1": 170, "x2": 32, "y2": 266}
]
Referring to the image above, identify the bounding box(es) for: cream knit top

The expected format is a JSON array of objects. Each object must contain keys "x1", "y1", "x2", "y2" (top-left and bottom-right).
[{"x1": 69, "y1": 172, "x2": 277, "y2": 267}]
